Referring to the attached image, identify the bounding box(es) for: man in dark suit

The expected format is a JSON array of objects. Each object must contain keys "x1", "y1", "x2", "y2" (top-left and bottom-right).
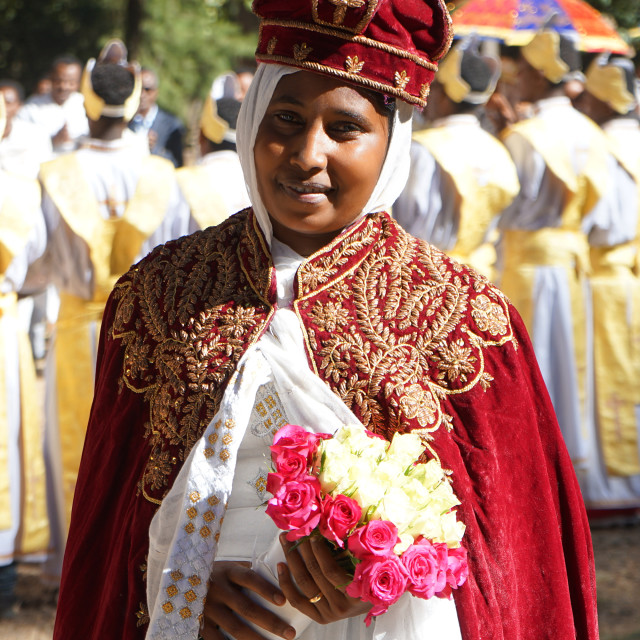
[{"x1": 129, "y1": 67, "x2": 185, "y2": 167}]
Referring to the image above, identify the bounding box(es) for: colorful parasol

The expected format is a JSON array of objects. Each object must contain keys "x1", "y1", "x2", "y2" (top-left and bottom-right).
[{"x1": 450, "y1": 0, "x2": 634, "y2": 55}]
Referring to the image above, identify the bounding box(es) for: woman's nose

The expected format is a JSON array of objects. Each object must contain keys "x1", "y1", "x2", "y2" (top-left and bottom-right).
[{"x1": 290, "y1": 122, "x2": 329, "y2": 172}]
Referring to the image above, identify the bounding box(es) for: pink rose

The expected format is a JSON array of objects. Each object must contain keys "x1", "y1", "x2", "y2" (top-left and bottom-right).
[
  {"x1": 345, "y1": 555, "x2": 409, "y2": 625},
  {"x1": 319, "y1": 494, "x2": 362, "y2": 548},
  {"x1": 265, "y1": 475, "x2": 322, "y2": 541},
  {"x1": 401, "y1": 539, "x2": 447, "y2": 600},
  {"x1": 271, "y1": 424, "x2": 322, "y2": 465},
  {"x1": 436, "y1": 545, "x2": 469, "y2": 599},
  {"x1": 348, "y1": 520, "x2": 399, "y2": 559},
  {"x1": 272, "y1": 447, "x2": 309, "y2": 480}
]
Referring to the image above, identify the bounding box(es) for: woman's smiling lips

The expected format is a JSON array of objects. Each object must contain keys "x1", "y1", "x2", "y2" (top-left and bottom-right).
[{"x1": 281, "y1": 180, "x2": 333, "y2": 204}]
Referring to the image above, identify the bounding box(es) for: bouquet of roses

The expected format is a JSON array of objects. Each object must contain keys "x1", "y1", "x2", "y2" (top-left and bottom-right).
[{"x1": 265, "y1": 423, "x2": 469, "y2": 625}]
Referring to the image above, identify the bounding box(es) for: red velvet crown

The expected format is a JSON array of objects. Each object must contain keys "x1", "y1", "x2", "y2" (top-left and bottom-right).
[{"x1": 252, "y1": 0, "x2": 453, "y2": 107}]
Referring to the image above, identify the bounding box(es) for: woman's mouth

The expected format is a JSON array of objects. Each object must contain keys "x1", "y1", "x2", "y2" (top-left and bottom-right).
[{"x1": 281, "y1": 181, "x2": 333, "y2": 204}]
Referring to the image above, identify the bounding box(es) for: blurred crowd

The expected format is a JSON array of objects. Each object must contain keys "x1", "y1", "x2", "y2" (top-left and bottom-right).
[{"x1": 0, "y1": 27, "x2": 639, "y2": 619}]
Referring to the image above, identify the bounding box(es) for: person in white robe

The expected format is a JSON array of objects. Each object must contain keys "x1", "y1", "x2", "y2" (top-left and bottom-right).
[
  {"x1": 33, "y1": 43, "x2": 198, "y2": 584},
  {"x1": 17, "y1": 56, "x2": 89, "y2": 155},
  {"x1": 0, "y1": 94, "x2": 48, "y2": 617},
  {"x1": 0, "y1": 80, "x2": 53, "y2": 179},
  {"x1": 574, "y1": 54, "x2": 640, "y2": 517},
  {"x1": 177, "y1": 94, "x2": 251, "y2": 229},
  {"x1": 0, "y1": 79, "x2": 55, "y2": 367},
  {"x1": 394, "y1": 36, "x2": 519, "y2": 280},
  {"x1": 498, "y1": 30, "x2": 612, "y2": 486}
]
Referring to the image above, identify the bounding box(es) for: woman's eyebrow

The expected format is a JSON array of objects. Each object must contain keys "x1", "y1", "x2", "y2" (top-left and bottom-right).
[
  {"x1": 332, "y1": 109, "x2": 370, "y2": 124},
  {"x1": 270, "y1": 94, "x2": 303, "y2": 106}
]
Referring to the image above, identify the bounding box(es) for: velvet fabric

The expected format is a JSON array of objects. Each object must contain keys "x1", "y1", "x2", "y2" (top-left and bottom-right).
[
  {"x1": 53, "y1": 209, "x2": 598, "y2": 640},
  {"x1": 253, "y1": 0, "x2": 453, "y2": 106}
]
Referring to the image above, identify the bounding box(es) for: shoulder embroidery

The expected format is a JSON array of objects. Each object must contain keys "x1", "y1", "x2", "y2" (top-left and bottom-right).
[
  {"x1": 110, "y1": 211, "x2": 273, "y2": 504},
  {"x1": 295, "y1": 213, "x2": 517, "y2": 452}
]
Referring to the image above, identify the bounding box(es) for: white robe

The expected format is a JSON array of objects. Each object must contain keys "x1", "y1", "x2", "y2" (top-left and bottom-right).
[
  {"x1": 17, "y1": 92, "x2": 89, "y2": 154},
  {"x1": 0, "y1": 171, "x2": 46, "y2": 566},
  {"x1": 37, "y1": 135, "x2": 199, "y2": 581},
  {"x1": 498, "y1": 96, "x2": 611, "y2": 476},
  {"x1": 580, "y1": 117, "x2": 640, "y2": 510},
  {"x1": 0, "y1": 119, "x2": 53, "y2": 180},
  {"x1": 197, "y1": 150, "x2": 251, "y2": 218}
]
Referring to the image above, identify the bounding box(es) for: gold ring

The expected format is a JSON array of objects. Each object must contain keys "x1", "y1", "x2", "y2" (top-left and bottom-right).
[{"x1": 309, "y1": 593, "x2": 323, "y2": 604}]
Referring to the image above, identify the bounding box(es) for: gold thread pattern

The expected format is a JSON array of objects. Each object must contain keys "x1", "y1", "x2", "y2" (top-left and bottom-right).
[
  {"x1": 256, "y1": 53, "x2": 428, "y2": 107},
  {"x1": 166, "y1": 585, "x2": 178, "y2": 597},
  {"x1": 258, "y1": 20, "x2": 438, "y2": 71},
  {"x1": 110, "y1": 211, "x2": 274, "y2": 505},
  {"x1": 293, "y1": 42, "x2": 313, "y2": 62},
  {"x1": 311, "y1": 0, "x2": 380, "y2": 34},
  {"x1": 292, "y1": 213, "x2": 517, "y2": 450},
  {"x1": 345, "y1": 55, "x2": 365, "y2": 74},
  {"x1": 111, "y1": 209, "x2": 514, "y2": 509},
  {"x1": 394, "y1": 69, "x2": 410, "y2": 90}
]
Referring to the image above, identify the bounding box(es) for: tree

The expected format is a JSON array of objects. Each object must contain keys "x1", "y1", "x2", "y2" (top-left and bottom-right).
[
  {"x1": 587, "y1": 0, "x2": 640, "y2": 29},
  {"x1": 136, "y1": 0, "x2": 257, "y2": 123},
  {"x1": 0, "y1": 0, "x2": 121, "y2": 91}
]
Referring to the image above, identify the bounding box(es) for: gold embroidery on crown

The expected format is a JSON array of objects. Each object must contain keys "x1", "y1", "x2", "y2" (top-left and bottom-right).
[
  {"x1": 293, "y1": 42, "x2": 313, "y2": 62},
  {"x1": 267, "y1": 37, "x2": 277, "y2": 54},
  {"x1": 329, "y1": 0, "x2": 365, "y2": 25},
  {"x1": 394, "y1": 69, "x2": 410, "y2": 90},
  {"x1": 420, "y1": 83, "x2": 430, "y2": 101},
  {"x1": 311, "y1": 0, "x2": 380, "y2": 34},
  {"x1": 345, "y1": 55, "x2": 365, "y2": 74}
]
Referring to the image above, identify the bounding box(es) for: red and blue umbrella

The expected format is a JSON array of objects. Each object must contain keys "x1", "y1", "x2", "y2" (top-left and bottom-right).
[{"x1": 451, "y1": 0, "x2": 633, "y2": 55}]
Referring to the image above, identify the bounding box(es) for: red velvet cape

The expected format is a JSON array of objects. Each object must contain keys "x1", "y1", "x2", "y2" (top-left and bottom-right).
[{"x1": 53, "y1": 210, "x2": 598, "y2": 640}]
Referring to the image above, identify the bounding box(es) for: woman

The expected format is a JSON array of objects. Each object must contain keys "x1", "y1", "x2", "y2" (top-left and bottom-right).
[{"x1": 52, "y1": 2, "x2": 598, "y2": 639}]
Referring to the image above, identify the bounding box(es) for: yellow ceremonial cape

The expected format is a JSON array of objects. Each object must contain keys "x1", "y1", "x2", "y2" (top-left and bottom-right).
[
  {"x1": 0, "y1": 175, "x2": 48, "y2": 556},
  {"x1": 499, "y1": 116, "x2": 609, "y2": 435},
  {"x1": 40, "y1": 152, "x2": 174, "y2": 531},
  {"x1": 589, "y1": 132, "x2": 640, "y2": 476},
  {"x1": 413, "y1": 126, "x2": 519, "y2": 279},
  {"x1": 176, "y1": 166, "x2": 229, "y2": 230}
]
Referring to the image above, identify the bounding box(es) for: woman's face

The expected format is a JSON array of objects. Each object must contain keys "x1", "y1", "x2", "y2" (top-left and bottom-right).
[{"x1": 254, "y1": 71, "x2": 390, "y2": 256}]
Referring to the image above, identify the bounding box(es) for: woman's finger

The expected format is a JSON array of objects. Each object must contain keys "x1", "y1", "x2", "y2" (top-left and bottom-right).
[
  {"x1": 227, "y1": 562, "x2": 288, "y2": 606},
  {"x1": 203, "y1": 561, "x2": 295, "y2": 640}
]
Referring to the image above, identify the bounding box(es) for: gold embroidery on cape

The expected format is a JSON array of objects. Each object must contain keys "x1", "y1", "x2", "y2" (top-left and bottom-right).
[
  {"x1": 110, "y1": 211, "x2": 273, "y2": 505},
  {"x1": 112, "y1": 209, "x2": 514, "y2": 505},
  {"x1": 294, "y1": 214, "x2": 517, "y2": 454}
]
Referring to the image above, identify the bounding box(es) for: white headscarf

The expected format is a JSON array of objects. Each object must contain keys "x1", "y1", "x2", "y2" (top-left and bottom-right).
[{"x1": 236, "y1": 63, "x2": 414, "y2": 248}]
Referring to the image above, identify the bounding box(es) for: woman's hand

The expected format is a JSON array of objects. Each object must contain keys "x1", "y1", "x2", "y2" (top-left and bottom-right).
[
  {"x1": 201, "y1": 561, "x2": 296, "y2": 640},
  {"x1": 278, "y1": 534, "x2": 371, "y2": 625}
]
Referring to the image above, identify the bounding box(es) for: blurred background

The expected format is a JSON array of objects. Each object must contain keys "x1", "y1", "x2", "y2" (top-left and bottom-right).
[{"x1": 0, "y1": 1, "x2": 639, "y2": 638}]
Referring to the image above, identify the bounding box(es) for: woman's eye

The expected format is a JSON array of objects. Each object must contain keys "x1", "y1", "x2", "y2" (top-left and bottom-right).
[
  {"x1": 332, "y1": 122, "x2": 362, "y2": 135},
  {"x1": 275, "y1": 112, "x2": 299, "y2": 124}
]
